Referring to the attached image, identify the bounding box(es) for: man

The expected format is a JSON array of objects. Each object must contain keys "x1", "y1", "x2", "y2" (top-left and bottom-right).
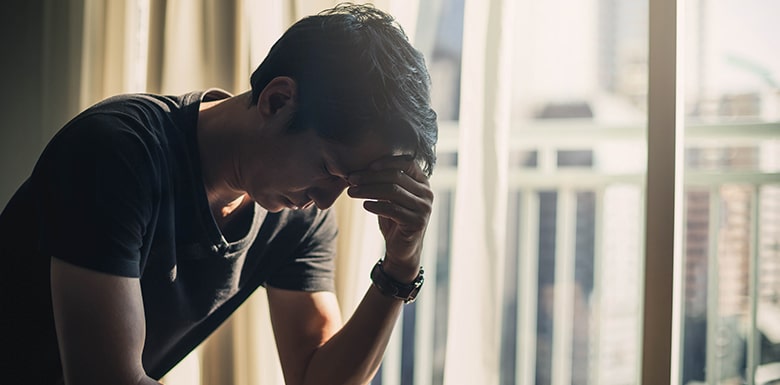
[{"x1": 0, "y1": 3, "x2": 437, "y2": 384}]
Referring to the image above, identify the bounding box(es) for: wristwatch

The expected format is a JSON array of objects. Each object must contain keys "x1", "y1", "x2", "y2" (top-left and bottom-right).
[{"x1": 370, "y1": 259, "x2": 424, "y2": 304}]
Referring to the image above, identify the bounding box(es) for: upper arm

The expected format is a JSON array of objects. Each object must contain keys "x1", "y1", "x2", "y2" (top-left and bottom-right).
[
  {"x1": 267, "y1": 287, "x2": 343, "y2": 385},
  {"x1": 36, "y1": 115, "x2": 156, "y2": 278},
  {"x1": 51, "y1": 257, "x2": 157, "y2": 385}
]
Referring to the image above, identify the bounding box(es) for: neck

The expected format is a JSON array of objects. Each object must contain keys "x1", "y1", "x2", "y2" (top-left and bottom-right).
[
  {"x1": 197, "y1": 91, "x2": 255, "y2": 212},
  {"x1": 218, "y1": 194, "x2": 248, "y2": 220}
]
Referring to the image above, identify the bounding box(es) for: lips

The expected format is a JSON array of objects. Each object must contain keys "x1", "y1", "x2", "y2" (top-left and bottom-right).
[
  {"x1": 283, "y1": 197, "x2": 298, "y2": 209},
  {"x1": 284, "y1": 197, "x2": 314, "y2": 210}
]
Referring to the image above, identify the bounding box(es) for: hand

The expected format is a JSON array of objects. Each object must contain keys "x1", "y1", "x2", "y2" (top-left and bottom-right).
[{"x1": 347, "y1": 155, "x2": 434, "y2": 283}]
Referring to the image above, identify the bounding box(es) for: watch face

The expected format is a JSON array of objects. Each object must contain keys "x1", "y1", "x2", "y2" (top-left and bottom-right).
[
  {"x1": 406, "y1": 275, "x2": 424, "y2": 303},
  {"x1": 406, "y1": 286, "x2": 421, "y2": 303}
]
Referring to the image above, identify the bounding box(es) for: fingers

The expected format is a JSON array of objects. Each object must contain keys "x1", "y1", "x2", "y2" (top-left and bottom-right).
[
  {"x1": 347, "y1": 168, "x2": 431, "y2": 203},
  {"x1": 362, "y1": 199, "x2": 430, "y2": 230},
  {"x1": 365, "y1": 155, "x2": 429, "y2": 185},
  {"x1": 346, "y1": 155, "x2": 433, "y2": 225}
]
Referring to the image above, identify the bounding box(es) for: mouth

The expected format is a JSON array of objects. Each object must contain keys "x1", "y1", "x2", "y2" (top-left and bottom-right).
[
  {"x1": 284, "y1": 197, "x2": 314, "y2": 210},
  {"x1": 283, "y1": 197, "x2": 298, "y2": 209}
]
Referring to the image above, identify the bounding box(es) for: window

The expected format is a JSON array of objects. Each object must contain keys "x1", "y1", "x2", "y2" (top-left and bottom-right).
[
  {"x1": 503, "y1": 0, "x2": 647, "y2": 383},
  {"x1": 376, "y1": 0, "x2": 779, "y2": 384}
]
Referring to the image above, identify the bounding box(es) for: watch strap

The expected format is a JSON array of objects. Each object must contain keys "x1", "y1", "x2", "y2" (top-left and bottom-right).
[{"x1": 370, "y1": 259, "x2": 424, "y2": 304}]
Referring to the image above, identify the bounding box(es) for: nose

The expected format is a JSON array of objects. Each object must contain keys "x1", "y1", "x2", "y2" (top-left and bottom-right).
[{"x1": 309, "y1": 178, "x2": 350, "y2": 210}]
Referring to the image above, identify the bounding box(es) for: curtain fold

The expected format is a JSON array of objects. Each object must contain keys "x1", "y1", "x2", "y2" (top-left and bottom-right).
[
  {"x1": 154, "y1": 0, "x2": 243, "y2": 95},
  {"x1": 442, "y1": 0, "x2": 513, "y2": 384}
]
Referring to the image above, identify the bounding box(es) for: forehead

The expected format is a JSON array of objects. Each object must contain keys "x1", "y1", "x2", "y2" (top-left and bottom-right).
[{"x1": 322, "y1": 134, "x2": 401, "y2": 175}]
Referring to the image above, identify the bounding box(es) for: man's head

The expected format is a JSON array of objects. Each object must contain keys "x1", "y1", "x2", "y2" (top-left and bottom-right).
[{"x1": 249, "y1": 3, "x2": 437, "y2": 176}]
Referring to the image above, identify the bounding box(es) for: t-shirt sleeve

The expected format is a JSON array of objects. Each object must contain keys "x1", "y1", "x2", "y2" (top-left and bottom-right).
[
  {"x1": 33, "y1": 113, "x2": 158, "y2": 278},
  {"x1": 265, "y1": 208, "x2": 338, "y2": 292}
]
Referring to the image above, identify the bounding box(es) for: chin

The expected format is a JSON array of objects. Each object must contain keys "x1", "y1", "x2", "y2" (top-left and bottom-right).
[
  {"x1": 256, "y1": 199, "x2": 290, "y2": 213},
  {"x1": 251, "y1": 196, "x2": 285, "y2": 213},
  {"x1": 261, "y1": 203, "x2": 287, "y2": 213}
]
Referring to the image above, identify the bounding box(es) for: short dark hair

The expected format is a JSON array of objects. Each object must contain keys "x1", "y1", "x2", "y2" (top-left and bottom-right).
[{"x1": 249, "y1": 3, "x2": 438, "y2": 176}]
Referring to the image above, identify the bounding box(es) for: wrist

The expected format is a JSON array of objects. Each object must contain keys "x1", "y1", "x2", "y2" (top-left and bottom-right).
[{"x1": 379, "y1": 258, "x2": 420, "y2": 284}]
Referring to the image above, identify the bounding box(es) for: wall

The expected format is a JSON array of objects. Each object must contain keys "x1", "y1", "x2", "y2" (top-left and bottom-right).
[{"x1": 0, "y1": 0, "x2": 83, "y2": 207}]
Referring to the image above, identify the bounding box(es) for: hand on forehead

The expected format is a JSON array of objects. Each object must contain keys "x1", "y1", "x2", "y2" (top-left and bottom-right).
[{"x1": 325, "y1": 132, "x2": 413, "y2": 176}]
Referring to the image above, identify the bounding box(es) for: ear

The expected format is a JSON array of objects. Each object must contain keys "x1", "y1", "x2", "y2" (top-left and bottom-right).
[{"x1": 256, "y1": 76, "x2": 297, "y2": 118}]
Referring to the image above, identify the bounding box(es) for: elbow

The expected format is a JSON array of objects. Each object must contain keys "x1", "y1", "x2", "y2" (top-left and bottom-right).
[{"x1": 297, "y1": 356, "x2": 373, "y2": 385}]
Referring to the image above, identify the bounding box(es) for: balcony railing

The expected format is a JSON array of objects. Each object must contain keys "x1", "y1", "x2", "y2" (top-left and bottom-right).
[{"x1": 374, "y1": 120, "x2": 780, "y2": 385}]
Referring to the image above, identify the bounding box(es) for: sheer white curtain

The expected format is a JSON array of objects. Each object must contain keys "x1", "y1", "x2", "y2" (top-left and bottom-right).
[{"x1": 441, "y1": 0, "x2": 514, "y2": 384}]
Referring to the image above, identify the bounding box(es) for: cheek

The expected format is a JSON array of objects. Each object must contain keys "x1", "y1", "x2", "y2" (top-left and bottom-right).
[{"x1": 278, "y1": 169, "x2": 318, "y2": 191}]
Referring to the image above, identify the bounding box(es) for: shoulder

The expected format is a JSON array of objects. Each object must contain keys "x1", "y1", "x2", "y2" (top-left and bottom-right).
[
  {"x1": 37, "y1": 93, "x2": 198, "y2": 168},
  {"x1": 76, "y1": 93, "x2": 189, "y2": 135},
  {"x1": 260, "y1": 207, "x2": 339, "y2": 292},
  {"x1": 89, "y1": 92, "x2": 186, "y2": 114},
  {"x1": 253, "y1": 207, "x2": 339, "y2": 258},
  {"x1": 29, "y1": 94, "x2": 191, "y2": 204},
  {"x1": 50, "y1": 94, "x2": 174, "y2": 140},
  {"x1": 271, "y1": 207, "x2": 338, "y2": 239}
]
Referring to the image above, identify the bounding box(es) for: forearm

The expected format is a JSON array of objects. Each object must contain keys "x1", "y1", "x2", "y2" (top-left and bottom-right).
[
  {"x1": 301, "y1": 286, "x2": 405, "y2": 385},
  {"x1": 289, "y1": 155, "x2": 432, "y2": 385}
]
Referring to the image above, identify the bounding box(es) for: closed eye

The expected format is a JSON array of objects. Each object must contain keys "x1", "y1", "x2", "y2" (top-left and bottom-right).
[{"x1": 322, "y1": 161, "x2": 350, "y2": 184}]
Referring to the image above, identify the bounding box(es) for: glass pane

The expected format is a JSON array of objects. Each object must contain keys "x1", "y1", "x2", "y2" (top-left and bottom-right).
[
  {"x1": 682, "y1": 0, "x2": 780, "y2": 384},
  {"x1": 757, "y1": 185, "x2": 780, "y2": 385},
  {"x1": 505, "y1": 0, "x2": 648, "y2": 384},
  {"x1": 421, "y1": 0, "x2": 465, "y2": 122}
]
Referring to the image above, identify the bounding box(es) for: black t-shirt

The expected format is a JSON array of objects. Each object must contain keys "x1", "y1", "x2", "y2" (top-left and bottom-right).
[{"x1": 0, "y1": 90, "x2": 337, "y2": 383}]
